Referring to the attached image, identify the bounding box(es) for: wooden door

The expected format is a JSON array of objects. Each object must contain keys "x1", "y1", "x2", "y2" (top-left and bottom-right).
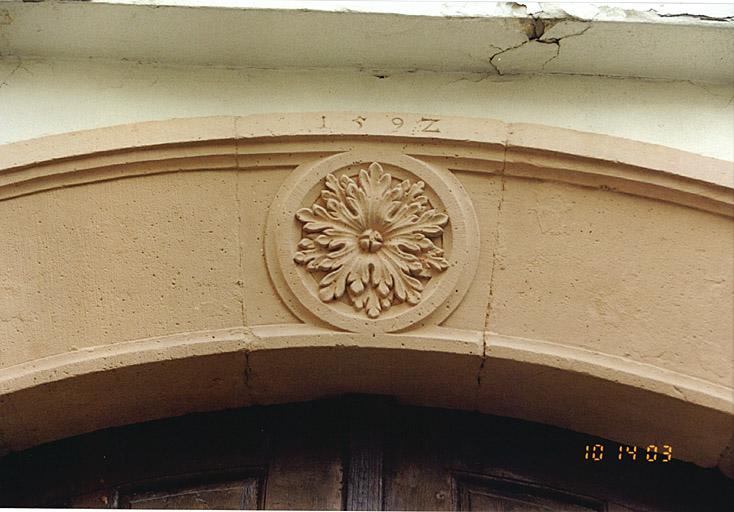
[{"x1": 1, "y1": 396, "x2": 732, "y2": 510}]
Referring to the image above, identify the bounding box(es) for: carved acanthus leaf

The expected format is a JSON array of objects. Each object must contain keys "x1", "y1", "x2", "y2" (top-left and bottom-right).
[{"x1": 294, "y1": 162, "x2": 450, "y2": 319}]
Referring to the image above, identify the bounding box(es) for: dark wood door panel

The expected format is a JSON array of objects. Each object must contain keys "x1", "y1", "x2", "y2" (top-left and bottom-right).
[
  {"x1": 0, "y1": 401, "x2": 345, "y2": 509},
  {"x1": 122, "y1": 478, "x2": 261, "y2": 510},
  {"x1": 381, "y1": 401, "x2": 734, "y2": 512},
  {"x1": 1, "y1": 397, "x2": 732, "y2": 511},
  {"x1": 455, "y1": 473, "x2": 604, "y2": 512},
  {"x1": 63, "y1": 470, "x2": 266, "y2": 510}
]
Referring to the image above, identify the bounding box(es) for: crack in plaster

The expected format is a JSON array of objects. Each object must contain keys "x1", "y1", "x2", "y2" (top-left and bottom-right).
[
  {"x1": 2, "y1": 53, "x2": 727, "y2": 91},
  {"x1": 524, "y1": 3, "x2": 734, "y2": 24},
  {"x1": 0, "y1": 58, "x2": 22, "y2": 89},
  {"x1": 476, "y1": 132, "x2": 509, "y2": 395},
  {"x1": 488, "y1": 17, "x2": 592, "y2": 76},
  {"x1": 681, "y1": 80, "x2": 734, "y2": 107},
  {"x1": 539, "y1": 43, "x2": 561, "y2": 70},
  {"x1": 2, "y1": 3, "x2": 732, "y2": 85},
  {"x1": 655, "y1": 12, "x2": 734, "y2": 23},
  {"x1": 488, "y1": 44, "x2": 520, "y2": 76},
  {"x1": 538, "y1": 23, "x2": 592, "y2": 70}
]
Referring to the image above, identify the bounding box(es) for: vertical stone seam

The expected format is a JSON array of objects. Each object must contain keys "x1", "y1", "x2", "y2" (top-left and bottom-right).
[
  {"x1": 234, "y1": 117, "x2": 248, "y2": 329},
  {"x1": 476, "y1": 128, "x2": 509, "y2": 400},
  {"x1": 233, "y1": 117, "x2": 255, "y2": 402}
]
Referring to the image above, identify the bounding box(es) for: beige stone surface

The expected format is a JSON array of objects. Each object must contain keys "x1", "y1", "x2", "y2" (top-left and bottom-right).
[
  {"x1": 0, "y1": 114, "x2": 731, "y2": 475},
  {"x1": 237, "y1": 167, "x2": 301, "y2": 325},
  {"x1": 247, "y1": 325, "x2": 483, "y2": 412},
  {"x1": 489, "y1": 178, "x2": 734, "y2": 386},
  {"x1": 0, "y1": 171, "x2": 242, "y2": 367},
  {"x1": 440, "y1": 171, "x2": 502, "y2": 332},
  {"x1": 0, "y1": 348, "x2": 250, "y2": 454},
  {"x1": 507, "y1": 123, "x2": 734, "y2": 189}
]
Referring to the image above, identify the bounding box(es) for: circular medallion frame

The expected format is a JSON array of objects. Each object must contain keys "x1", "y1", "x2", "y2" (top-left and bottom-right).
[{"x1": 265, "y1": 150, "x2": 480, "y2": 333}]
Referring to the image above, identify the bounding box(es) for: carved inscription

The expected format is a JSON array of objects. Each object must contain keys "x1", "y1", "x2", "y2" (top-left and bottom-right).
[
  {"x1": 418, "y1": 117, "x2": 440, "y2": 133},
  {"x1": 321, "y1": 115, "x2": 441, "y2": 134}
]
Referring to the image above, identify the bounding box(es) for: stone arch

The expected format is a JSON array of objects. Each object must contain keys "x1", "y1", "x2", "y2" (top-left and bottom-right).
[{"x1": 0, "y1": 113, "x2": 731, "y2": 475}]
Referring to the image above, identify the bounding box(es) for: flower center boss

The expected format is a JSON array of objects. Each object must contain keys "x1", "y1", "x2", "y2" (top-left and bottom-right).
[{"x1": 293, "y1": 162, "x2": 451, "y2": 319}]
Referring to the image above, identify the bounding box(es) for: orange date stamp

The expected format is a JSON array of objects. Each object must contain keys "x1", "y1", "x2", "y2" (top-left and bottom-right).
[{"x1": 584, "y1": 443, "x2": 672, "y2": 463}]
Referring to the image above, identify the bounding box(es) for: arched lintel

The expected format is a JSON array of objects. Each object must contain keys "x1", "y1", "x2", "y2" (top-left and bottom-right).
[
  {"x1": 1, "y1": 327, "x2": 731, "y2": 476},
  {"x1": 0, "y1": 114, "x2": 731, "y2": 478},
  {"x1": 0, "y1": 113, "x2": 731, "y2": 216}
]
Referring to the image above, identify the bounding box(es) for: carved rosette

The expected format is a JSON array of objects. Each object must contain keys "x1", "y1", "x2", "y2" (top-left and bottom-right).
[
  {"x1": 293, "y1": 162, "x2": 450, "y2": 319},
  {"x1": 266, "y1": 151, "x2": 479, "y2": 333}
]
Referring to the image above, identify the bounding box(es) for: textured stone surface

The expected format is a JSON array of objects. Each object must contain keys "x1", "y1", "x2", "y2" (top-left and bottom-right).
[
  {"x1": 440, "y1": 171, "x2": 503, "y2": 332},
  {"x1": 0, "y1": 114, "x2": 731, "y2": 476},
  {"x1": 489, "y1": 178, "x2": 734, "y2": 386},
  {"x1": 237, "y1": 167, "x2": 301, "y2": 325},
  {"x1": 0, "y1": 171, "x2": 242, "y2": 367}
]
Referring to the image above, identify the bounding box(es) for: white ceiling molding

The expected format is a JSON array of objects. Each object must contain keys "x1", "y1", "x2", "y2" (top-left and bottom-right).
[{"x1": 0, "y1": 1, "x2": 732, "y2": 82}]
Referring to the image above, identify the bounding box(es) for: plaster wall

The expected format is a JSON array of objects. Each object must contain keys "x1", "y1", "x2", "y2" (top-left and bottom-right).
[{"x1": 1, "y1": 59, "x2": 733, "y2": 161}]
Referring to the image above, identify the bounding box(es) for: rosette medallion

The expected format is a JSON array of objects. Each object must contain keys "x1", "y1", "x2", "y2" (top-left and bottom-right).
[
  {"x1": 293, "y1": 162, "x2": 450, "y2": 319},
  {"x1": 265, "y1": 150, "x2": 479, "y2": 333}
]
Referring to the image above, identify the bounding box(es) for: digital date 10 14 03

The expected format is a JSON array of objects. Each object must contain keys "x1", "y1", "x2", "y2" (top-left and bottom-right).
[{"x1": 584, "y1": 443, "x2": 672, "y2": 463}]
